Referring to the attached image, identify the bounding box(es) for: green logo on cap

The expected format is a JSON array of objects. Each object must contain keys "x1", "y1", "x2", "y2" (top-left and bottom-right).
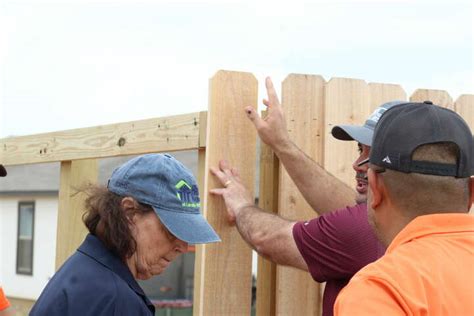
[{"x1": 175, "y1": 180, "x2": 200, "y2": 208}]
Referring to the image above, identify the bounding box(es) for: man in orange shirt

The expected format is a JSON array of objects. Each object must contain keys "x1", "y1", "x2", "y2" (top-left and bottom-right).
[{"x1": 334, "y1": 102, "x2": 474, "y2": 315}]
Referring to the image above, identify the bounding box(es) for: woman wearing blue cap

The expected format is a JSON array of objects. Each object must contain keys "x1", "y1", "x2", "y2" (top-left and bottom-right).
[{"x1": 31, "y1": 154, "x2": 220, "y2": 316}]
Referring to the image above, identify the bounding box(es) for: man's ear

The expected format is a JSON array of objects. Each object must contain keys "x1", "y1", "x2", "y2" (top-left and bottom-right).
[{"x1": 368, "y1": 169, "x2": 383, "y2": 209}]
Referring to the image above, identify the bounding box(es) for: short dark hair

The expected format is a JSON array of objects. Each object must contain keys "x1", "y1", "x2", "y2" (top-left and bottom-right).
[
  {"x1": 82, "y1": 185, "x2": 153, "y2": 259},
  {"x1": 380, "y1": 143, "x2": 470, "y2": 214}
]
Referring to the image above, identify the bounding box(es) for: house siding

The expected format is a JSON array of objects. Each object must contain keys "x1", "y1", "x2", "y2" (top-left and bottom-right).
[{"x1": 0, "y1": 195, "x2": 58, "y2": 300}]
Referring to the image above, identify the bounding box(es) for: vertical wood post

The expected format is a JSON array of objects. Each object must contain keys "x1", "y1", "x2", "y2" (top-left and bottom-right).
[
  {"x1": 193, "y1": 70, "x2": 258, "y2": 315},
  {"x1": 55, "y1": 159, "x2": 98, "y2": 269},
  {"x1": 193, "y1": 111, "x2": 207, "y2": 312},
  {"x1": 256, "y1": 126, "x2": 279, "y2": 316},
  {"x1": 324, "y1": 78, "x2": 371, "y2": 187},
  {"x1": 275, "y1": 74, "x2": 325, "y2": 315}
]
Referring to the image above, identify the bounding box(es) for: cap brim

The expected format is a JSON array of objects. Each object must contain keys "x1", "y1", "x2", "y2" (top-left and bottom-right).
[
  {"x1": 0, "y1": 165, "x2": 6, "y2": 177},
  {"x1": 331, "y1": 125, "x2": 373, "y2": 146},
  {"x1": 153, "y1": 207, "x2": 221, "y2": 244}
]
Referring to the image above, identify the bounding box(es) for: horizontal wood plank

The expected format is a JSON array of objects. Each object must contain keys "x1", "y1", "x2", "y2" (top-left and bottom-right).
[{"x1": 0, "y1": 112, "x2": 203, "y2": 165}]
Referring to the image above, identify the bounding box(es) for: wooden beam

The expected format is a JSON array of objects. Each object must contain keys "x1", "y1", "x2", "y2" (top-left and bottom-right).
[
  {"x1": 55, "y1": 159, "x2": 98, "y2": 269},
  {"x1": 324, "y1": 77, "x2": 371, "y2": 187},
  {"x1": 198, "y1": 111, "x2": 207, "y2": 148},
  {"x1": 256, "y1": 124, "x2": 279, "y2": 316},
  {"x1": 193, "y1": 148, "x2": 206, "y2": 313},
  {"x1": 323, "y1": 78, "x2": 405, "y2": 197},
  {"x1": 1, "y1": 112, "x2": 203, "y2": 166},
  {"x1": 275, "y1": 74, "x2": 324, "y2": 315},
  {"x1": 194, "y1": 70, "x2": 258, "y2": 315}
]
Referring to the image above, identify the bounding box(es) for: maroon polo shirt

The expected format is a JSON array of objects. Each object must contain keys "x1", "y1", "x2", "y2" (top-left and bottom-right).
[{"x1": 293, "y1": 203, "x2": 385, "y2": 316}]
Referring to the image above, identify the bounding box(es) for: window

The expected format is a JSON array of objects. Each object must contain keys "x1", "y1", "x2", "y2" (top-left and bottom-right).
[{"x1": 16, "y1": 202, "x2": 35, "y2": 275}]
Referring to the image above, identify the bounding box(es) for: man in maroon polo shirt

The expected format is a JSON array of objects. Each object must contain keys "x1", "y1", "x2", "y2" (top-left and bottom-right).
[{"x1": 210, "y1": 77, "x2": 404, "y2": 316}]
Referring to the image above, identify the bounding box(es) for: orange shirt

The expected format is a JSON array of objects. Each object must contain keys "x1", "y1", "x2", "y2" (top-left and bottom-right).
[
  {"x1": 0, "y1": 287, "x2": 10, "y2": 311},
  {"x1": 334, "y1": 213, "x2": 474, "y2": 315}
]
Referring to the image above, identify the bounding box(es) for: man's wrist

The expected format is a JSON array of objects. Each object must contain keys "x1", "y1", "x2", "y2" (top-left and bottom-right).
[
  {"x1": 273, "y1": 138, "x2": 295, "y2": 157},
  {"x1": 234, "y1": 202, "x2": 256, "y2": 218}
]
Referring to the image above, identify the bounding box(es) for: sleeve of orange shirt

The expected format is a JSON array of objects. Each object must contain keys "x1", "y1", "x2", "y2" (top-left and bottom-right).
[
  {"x1": 0, "y1": 287, "x2": 11, "y2": 311},
  {"x1": 334, "y1": 276, "x2": 408, "y2": 315}
]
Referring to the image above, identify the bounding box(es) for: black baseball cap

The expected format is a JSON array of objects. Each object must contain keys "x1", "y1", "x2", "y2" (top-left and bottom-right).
[
  {"x1": 369, "y1": 101, "x2": 473, "y2": 178},
  {"x1": 331, "y1": 100, "x2": 406, "y2": 146},
  {"x1": 0, "y1": 165, "x2": 6, "y2": 177}
]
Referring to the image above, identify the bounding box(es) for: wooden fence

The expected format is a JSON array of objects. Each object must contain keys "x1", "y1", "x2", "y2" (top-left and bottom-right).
[{"x1": 1, "y1": 70, "x2": 472, "y2": 315}]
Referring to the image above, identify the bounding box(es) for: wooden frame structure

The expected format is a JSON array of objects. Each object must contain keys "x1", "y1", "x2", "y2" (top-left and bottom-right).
[{"x1": 1, "y1": 70, "x2": 472, "y2": 315}]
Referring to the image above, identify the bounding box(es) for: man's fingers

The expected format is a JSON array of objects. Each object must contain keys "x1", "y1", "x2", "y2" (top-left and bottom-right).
[
  {"x1": 265, "y1": 77, "x2": 280, "y2": 106},
  {"x1": 219, "y1": 159, "x2": 230, "y2": 170},
  {"x1": 218, "y1": 160, "x2": 234, "y2": 178},
  {"x1": 210, "y1": 166, "x2": 223, "y2": 178},
  {"x1": 231, "y1": 167, "x2": 240, "y2": 177},
  {"x1": 210, "y1": 166, "x2": 228, "y2": 184},
  {"x1": 245, "y1": 106, "x2": 265, "y2": 130},
  {"x1": 231, "y1": 168, "x2": 243, "y2": 182},
  {"x1": 209, "y1": 166, "x2": 219, "y2": 176},
  {"x1": 209, "y1": 188, "x2": 225, "y2": 195}
]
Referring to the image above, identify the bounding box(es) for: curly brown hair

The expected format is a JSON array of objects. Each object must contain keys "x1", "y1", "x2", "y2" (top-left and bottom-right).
[{"x1": 81, "y1": 185, "x2": 153, "y2": 259}]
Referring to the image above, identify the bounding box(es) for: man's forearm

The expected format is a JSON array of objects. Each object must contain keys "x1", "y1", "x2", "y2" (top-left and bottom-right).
[
  {"x1": 274, "y1": 140, "x2": 355, "y2": 214},
  {"x1": 235, "y1": 205, "x2": 279, "y2": 248},
  {"x1": 234, "y1": 205, "x2": 307, "y2": 270}
]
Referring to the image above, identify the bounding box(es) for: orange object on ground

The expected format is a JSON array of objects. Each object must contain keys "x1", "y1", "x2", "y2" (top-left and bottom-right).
[
  {"x1": 334, "y1": 213, "x2": 474, "y2": 315},
  {"x1": 0, "y1": 287, "x2": 11, "y2": 311}
]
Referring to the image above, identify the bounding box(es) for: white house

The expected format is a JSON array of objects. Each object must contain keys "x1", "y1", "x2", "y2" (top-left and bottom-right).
[{"x1": 0, "y1": 162, "x2": 59, "y2": 302}]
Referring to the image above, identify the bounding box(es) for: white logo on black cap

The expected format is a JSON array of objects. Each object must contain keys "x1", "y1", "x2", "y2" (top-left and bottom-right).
[
  {"x1": 382, "y1": 156, "x2": 392, "y2": 164},
  {"x1": 368, "y1": 107, "x2": 388, "y2": 124}
]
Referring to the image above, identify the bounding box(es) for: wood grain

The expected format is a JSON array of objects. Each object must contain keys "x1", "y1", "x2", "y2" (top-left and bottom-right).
[
  {"x1": 410, "y1": 89, "x2": 453, "y2": 109},
  {"x1": 275, "y1": 74, "x2": 324, "y2": 316},
  {"x1": 55, "y1": 159, "x2": 98, "y2": 269},
  {"x1": 193, "y1": 70, "x2": 258, "y2": 316},
  {"x1": 1, "y1": 113, "x2": 202, "y2": 166}
]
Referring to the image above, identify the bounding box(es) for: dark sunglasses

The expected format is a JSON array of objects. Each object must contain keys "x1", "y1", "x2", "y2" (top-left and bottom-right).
[
  {"x1": 357, "y1": 158, "x2": 369, "y2": 167},
  {"x1": 357, "y1": 158, "x2": 386, "y2": 173}
]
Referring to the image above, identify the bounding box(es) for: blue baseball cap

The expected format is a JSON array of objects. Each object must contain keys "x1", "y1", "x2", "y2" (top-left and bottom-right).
[
  {"x1": 331, "y1": 100, "x2": 406, "y2": 146},
  {"x1": 108, "y1": 154, "x2": 220, "y2": 244}
]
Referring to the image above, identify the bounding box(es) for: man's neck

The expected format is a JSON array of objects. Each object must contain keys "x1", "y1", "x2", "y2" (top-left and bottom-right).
[{"x1": 379, "y1": 211, "x2": 413, "y2": 247}]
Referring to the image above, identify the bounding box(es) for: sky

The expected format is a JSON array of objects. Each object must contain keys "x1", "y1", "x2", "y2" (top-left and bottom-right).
[{"x1": 1, "y1": 0, "x2": 473, "y2": 138}]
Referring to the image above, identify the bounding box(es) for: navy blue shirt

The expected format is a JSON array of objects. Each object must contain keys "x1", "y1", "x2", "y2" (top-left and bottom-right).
[{"x1": 31, "y1": 234, "x2": 155, "y2": 316}]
